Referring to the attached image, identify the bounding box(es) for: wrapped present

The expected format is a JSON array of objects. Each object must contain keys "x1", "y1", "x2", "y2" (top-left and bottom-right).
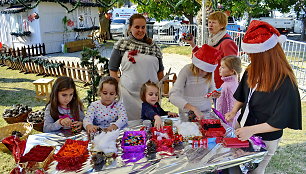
[
  {"x1": 223, "y1": 138, "x2": 250, "y2": 148},
  {"x1": 199, "y1": 119, "x2": 221, "y2": 130},
  {"x1": 205, "y1": 126, "x2": 226, "y2": 137},
  {"x1": 121, "y1": 131, "x2": 146, "y2": 153},
  {"x1": 150, "y1": 126, "x2": 174, "y2": 152}
]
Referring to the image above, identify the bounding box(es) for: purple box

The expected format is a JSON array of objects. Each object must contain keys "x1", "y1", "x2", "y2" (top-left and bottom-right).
[{"x1": 121, "y1": 131, "x2": 146, "y2": 153}]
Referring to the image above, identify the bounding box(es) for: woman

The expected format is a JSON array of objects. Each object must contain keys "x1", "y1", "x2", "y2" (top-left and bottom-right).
[
  {"x1": 185, "y1": 11, "x2": 238, "y2": 88},
  {"x1": 225, "y1": 20, "x2": 302, "y2": 174},
  {"x1": 109, "y1": 14, "x2": 164, "y2": 120}
]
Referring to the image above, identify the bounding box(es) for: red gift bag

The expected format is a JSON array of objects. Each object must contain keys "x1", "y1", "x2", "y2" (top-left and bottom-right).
[{"x1": 223, "y1": 138, "x2": 249, "y2": 148}]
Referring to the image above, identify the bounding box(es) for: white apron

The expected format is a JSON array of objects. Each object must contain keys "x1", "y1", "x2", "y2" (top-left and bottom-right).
[{"x1": 119, "y1": 52, "x2": 160, "y2": 120}]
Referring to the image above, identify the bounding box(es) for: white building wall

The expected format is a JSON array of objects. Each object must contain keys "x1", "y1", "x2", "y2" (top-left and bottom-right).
[
  {"x1": 1, "y1": 2, "x2": 99, "y2": 54},
  {"x1": 38, "y1": 2, "x2": 99, "y2": 53},
  {"x1": 0, "y1": 5, "x2": 42, "y2": 49}
]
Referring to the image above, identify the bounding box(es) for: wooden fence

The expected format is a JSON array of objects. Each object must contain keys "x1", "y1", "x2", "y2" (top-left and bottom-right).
[
  {"x1": 1, "y1": 43, "x2": 46, "y2": 58},
  {"x1": 0, "y1": 43, "x2": 176, "y2": 96}
]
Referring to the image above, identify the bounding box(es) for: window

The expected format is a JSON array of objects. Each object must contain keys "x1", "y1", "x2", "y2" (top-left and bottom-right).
[
  {"x1": 77, "y1": 7, "x2": 92, "y2": 28},
  {"x1": 12, "y1": 14, "x2": 23, "y2": 32}
]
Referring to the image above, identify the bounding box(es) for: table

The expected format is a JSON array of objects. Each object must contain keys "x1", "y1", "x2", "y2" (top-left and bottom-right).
[
  {"x1": 32, "y1": 78, "x2": 54, "y2": 101},
  {"x1": 24, "y1": 116, "x2": 267, "y2": 174}
]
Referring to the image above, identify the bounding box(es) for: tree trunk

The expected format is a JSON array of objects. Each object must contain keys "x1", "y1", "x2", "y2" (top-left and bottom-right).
[
  {"x1": 99, "y1": 13, "x2": 111, "y2": 40},
  {"x1": 185, "y1": 14, "x2": 194, "y2": 24}
]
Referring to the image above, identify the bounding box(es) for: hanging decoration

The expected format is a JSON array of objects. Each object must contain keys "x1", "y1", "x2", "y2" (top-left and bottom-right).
[
  {"x1": 73, "y1": 26, "x2": 99, "y2": 32},
  {"x1": 27, "y1": 12, "x2": 39, "y2": 22},
  {"x1": 10, "y1": 31, "x2": 31, "y2": 37}
]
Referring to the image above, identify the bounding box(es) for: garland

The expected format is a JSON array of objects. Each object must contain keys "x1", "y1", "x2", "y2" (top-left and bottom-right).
[
  {"x1": 73, "y1": 26, "x2": 99, "y2": 32},
  {"x1": 10, "y1": 31, "x2": 31, "y2": 37}
]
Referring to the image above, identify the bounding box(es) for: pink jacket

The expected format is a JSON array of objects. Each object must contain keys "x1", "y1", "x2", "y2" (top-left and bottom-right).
[
  {"x1": 216, "y1": 75, "x2": 239, "y2": 117},
  {"x1": 193, "y1": 33, "x2": 238, "y2": 88}
]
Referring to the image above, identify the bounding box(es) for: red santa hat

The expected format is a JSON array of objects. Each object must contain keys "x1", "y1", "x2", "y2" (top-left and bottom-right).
[
  {"x1": 241, "y1": 20, "x2": 286, "y2": 53},
  {"x1": 192, "y1": 44, "x2": 222, "y2": 72}
]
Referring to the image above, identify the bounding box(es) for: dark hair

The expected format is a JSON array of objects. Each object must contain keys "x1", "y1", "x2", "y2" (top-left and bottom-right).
[
  {"x1": 128, "y1": 13, "x2": 152, "y2": 45},
  {"x1": 98, "y1": 76, "x2": 119, "y2": 99},
  {"x1": 48, "y1": 76, "x2": 83, "y2": 121},
  {"x1": 140, "y1": 80, "x2": 159, "y2": 102}
]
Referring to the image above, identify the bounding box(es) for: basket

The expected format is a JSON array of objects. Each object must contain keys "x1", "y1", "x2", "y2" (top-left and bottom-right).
[
  {"x1": 0, "y1": 123, "x2": 33, "y2": 152},
  {"x1": 3, "y1": 112, "x2": 29, "y2": 124}
]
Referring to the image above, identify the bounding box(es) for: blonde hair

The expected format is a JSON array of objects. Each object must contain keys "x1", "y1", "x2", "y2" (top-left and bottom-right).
[
  {"x1": 140, "y1": 80, "x2": 159, "y2": 102},
  {"x1": 208, "y1": 11, "x2": 228, "y2": 30},
  {"x1": 247, "y1": 43, "x2": 297, "y2": 92},
  {"x1": 221, "y1": 56, "x2": 242, "y2": 80},
  {"x1": 190, "y1": 64, "x2": 212, "y2": 82}
]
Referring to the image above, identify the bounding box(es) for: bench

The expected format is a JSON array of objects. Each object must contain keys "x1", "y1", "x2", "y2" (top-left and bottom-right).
[{"x1": 65, "y1": 39, "x2": 95, "y2": 53}]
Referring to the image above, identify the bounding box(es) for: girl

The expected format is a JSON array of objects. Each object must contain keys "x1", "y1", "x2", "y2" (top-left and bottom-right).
[
  {"x1": 43, "y1": 76, "x2": 84, "y2": 133},
  {"x1": 83, "y1": 76, "x2": 128, "y2": 133},
  {"x1": 216, "y1": 56, "x2": 242, "y2": 127},
  {"x1": 226, "y1": 20, "x2": 301, "y2": 173},
  {"x1": 140, "y1": 80, "x2": 178, "y2": 130},
  {"x1": 169, "y1": 44, "x2": 222, "y2": 121}
]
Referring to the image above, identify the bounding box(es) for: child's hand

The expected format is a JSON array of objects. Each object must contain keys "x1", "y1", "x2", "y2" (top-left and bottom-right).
[
  {"x1": 225, "y1": 111, "x2": 236, "y2": 122},
  {"x1": 193, "y1": 109, "x2": 204, "y2": 120},
  {"x1": 106, "y1": 124, "x2": 118, "y2": 132},
  {"x1": 86, "y1": 124, "x2": 100, "y2": 134},
  {"x1": 60, "y1": 118, "x2": 73, "y2": 127},
  {"x1": 212, "y1": 91, "x2": 221, "y2": 98},
  {"x1": 168, "y1": 112, "x2": 178, "y2": 118},
  {"x1": 72, "y1": 121, "x2": 83, "y2": 131},
  {"x1": 154, "y1": 115, "x2": 163, "y2": 130}
]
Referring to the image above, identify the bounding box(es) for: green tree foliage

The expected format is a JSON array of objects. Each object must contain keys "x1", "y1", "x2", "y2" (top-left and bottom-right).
[
  {"x1": 134, "y1": 0, "x2": 201, "y2": 23},
  {"x1": 219, "y1": 0, "x2": 296, "y2": 18},
  {"x1": 80, "y1": 47, "x2": 109, "y2": 105}
]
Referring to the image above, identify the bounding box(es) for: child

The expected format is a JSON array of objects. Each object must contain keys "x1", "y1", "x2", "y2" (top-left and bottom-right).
[
  {"x1": 140, "y1": 80, "x2": 178, "y2": 130},
  {"x1": 83, "y1": 76, "x2": 128, "y2": 133},
  {"x1": 43, "y1": 76, "x2": 84, "y2": 133},
  {"x1": 216, "y1": 56, "x2": 242, "y2": 127},
  {"x1": 169, "y1": 44, "x2": 222, "y2": 121}
]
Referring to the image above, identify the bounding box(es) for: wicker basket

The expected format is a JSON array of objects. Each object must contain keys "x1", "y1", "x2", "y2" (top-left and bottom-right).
[
  {"x1": 3, "y1": 112, "x2": 29, "y2": 124},
  {"x1": 0, "y1": 123, "x2": 33, "y2": 152},
  {"x1": 31, "y1": 122, "x2": 44, "y2": 132}
]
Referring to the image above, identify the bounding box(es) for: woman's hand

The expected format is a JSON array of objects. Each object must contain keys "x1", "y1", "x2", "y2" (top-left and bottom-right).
[
  {"x1": 225, "y1": 111, "x2": 236, "y2": 122},
  {"x1": 106, "y1": 124, "x2": 118, "y2": 132},
  {"x1": 168, "y1": 112, "x2": 179, "y2": 118},
  {"x1": 235, "y1": 126, "x2": 255, "y2": 141},
  {"x1": 86, "y1": 124, "x2": 100, "y2": 134},
  {"x1": 60, "y1": 118, "x2": 73, "y2": 127},
  {"x1": 71, "y1": 121, "x2": 83, "y2": 131},
  {"x1": 154, "y1": 115, "x2": 163, "y2": 130},
  {"x1": 181, "y1": 35, "x2": 195, "y2": 47}
]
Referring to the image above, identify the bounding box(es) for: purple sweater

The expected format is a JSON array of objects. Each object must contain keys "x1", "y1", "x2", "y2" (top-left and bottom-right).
[{"x1": 216, "y1": 75, "x2": 239, "y2": 117}]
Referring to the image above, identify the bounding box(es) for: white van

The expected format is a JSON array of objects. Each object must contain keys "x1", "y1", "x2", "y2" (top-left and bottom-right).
[{"x1": 112, "y1": 7, "x2": 137, "y2": 19}]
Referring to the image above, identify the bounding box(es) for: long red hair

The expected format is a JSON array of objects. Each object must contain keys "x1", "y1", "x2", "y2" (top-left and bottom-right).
[{"x1": 247, "y1": 43, "x2": 297, "y2": 92}]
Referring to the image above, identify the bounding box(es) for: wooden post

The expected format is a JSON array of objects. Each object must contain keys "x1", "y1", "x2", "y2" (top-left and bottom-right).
[
  {"x1": 42, "y1": 43, "x2": 46, "y2": 55},
  {"x1": 71, "y1": 62, "x2": 77, "y2": 79},
  {"x1": 66, "y1": 62, "x2": 72, "y2": 78},
  {"x1": 76, "y1": 62, "x2": 82, "y2": 81}
]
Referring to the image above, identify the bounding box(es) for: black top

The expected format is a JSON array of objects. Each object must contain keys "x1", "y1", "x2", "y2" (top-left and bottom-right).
[
  {"x1": 234, "y1": 71, "x2": 302, "y2": 141},
  {"x1": 141, "y1": 102, "x2": 168, "y2": 121}
]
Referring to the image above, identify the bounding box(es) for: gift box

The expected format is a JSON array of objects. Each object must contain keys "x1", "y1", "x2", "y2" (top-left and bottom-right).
[
  {"x1": 121, "y1": 131, "x2": 146, "y2": 153},
  {"x1": 223, "y1": 138, "x2": 250, "y2": 148},
  {"x1": 199, "y1": 119, "x2": 221, "y2": 130},
  {"x1": 150, "y1": 126, "x2": 174, "y2": 152},
  {"x1": 205, "y1": 126, "x2": 226, "y2": 137}
]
